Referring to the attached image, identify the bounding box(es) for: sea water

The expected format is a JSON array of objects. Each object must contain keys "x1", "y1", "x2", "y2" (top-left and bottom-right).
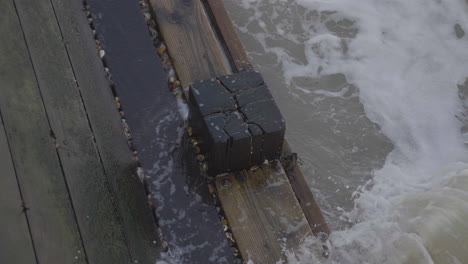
[{"x1": 224, "y1": 0, "x2": 468, "y2": 263}]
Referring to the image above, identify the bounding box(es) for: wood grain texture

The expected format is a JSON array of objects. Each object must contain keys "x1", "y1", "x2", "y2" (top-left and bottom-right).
[
  {"x1": 204, "y1": 0, "x2": 253, "y2": 71},
  {"x1": 13, "y1": 0, "x2": 135, "y2": 262},
  {"x1": 282, "y1": 141, "x2": 330, "y2": 236},
  {"x1": 0, "y1": 112, "x2": 36, "y2": 264},
  {"x1": 52, "y1": 0, "x2": 161, "y2": 263},
  {"x1": 0, "y1": 1, "x2": 86, "y2": 262},
  {"x1": 149, "y1": 0, "x2": 232, "y2": 87},
  {"x1": 216, "y1": 165, "x2": 316, "y2": 263},
  {"x1": 49, "y1": 0, "x2": 161, "y2": 262}
]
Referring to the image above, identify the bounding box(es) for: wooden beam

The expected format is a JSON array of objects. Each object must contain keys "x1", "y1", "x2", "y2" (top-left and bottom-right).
[
  {"x1": 85, "y1": 0, "x2": 234, "y2": 261},
  {"x1": 13, "y1": 0, "x2": 137, "y2": 262},
  {"x1": 204, "y1": 0, "x2": 253, "y2": 71},
  {"x1": 0, "y1": 1, "x2": 86, "y2": 262},
  {"x1": 49, "y1": 0, "x2": 161, "y2": 262},
  {"x1": 149, "y1": 0, "x2": 232, "y2": 87},
  {"x1": 282, "y1": 141, "x2": 330, "y2": 235},
  {"x1": 216, "y1": 165, "x2": 320, "y2": 263},
  {"x1": 0, "y1": 112, "x2": 36, "y2": 264}
]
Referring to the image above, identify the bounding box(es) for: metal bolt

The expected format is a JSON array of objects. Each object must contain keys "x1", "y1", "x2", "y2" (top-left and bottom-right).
[{"x1": 221, "y1": 179, "x2": 232, "y2": 189}]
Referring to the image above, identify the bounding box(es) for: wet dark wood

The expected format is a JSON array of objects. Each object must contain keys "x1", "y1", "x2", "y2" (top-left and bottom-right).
[
  {"x1": 0, "y1": 114, "x2": 36, "y2": 264},
  {"x1": 189, "y1": 72, "x2": 285, "y2": 175},
  {"x1": 216, "y1": 166, "x2": 317, "y2": 263},
  {"x1": 13, "y1": 0, "x2": 135, "y2": 262},
  {"x1": 149, "y1": 0, "x2": 232, "y2": 87},
  {"x1": 0, "y1": 1, "x2": 86, "y2": 262},
  {"x1": 50, "y1": 0, "x2": 161, "y2": 262},
  {"x1": 86, "y1": 0, "x2": 233, "y2": 262},
  {"x1": 282, "y1": 141, "x2": 331, "y2": 236},
  {"x1": 204, "y1": 0, "x2": 331, "y2": 238},
  {"x1": 204, "y1": 0, "x2": 253, "y2": 71}
]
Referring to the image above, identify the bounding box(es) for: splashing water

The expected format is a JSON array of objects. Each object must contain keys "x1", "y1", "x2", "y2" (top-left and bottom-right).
[{"x1": 225, "y1": 0, "x2": 468, "y2": 263}]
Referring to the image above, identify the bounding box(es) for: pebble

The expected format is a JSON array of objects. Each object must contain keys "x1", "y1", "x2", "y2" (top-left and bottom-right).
[
  {"x1": 157, "y1": 45, "x2": 166, "y2": 55},
  {"x1": 99, "y1": 49, "x2": 105, "y2": 58},
  {"x1": 207, "y1": 183, "x2": 215, "y2": 194},
  {"x1": 201, "y1": 162, "x2": 208, "y2": 172},
  {"x1": 171, "y1": 80, "x2": 181, "y2": 89},
  {"x1": 143, "y1": 12, "x2": 151, "y2": 21},
  {"x1": 168, "y1": 76, "x2": 175, "y2": 84},
  {"x1": 193, "y1": 145, "x2": 201, "y2": 154},
  {"x1": 196, "y1": 154, "x2": 205, "y2": 161}
]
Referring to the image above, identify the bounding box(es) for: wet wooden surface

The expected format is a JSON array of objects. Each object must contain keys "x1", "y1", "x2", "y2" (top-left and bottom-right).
[
  {"x1": 0, "y1": 113, "x2": 36, "y2": 263},
  {"x1": 61, "y1": 0, "x2": 161, "y2": 261},
  {"x1": 0, "y1": 0, "x2": 86, "y2": 262},
  {"x1": 14, "y1": 0, "x2": 133, "y2": 261},
  {"x1": 0, "y1": 0, "x2": 160, "y2": 263},
  {"x1": 216, "y1": 166, "x2": 313, "y2": 263},
  {"x1": 149, "y1": 0, "x2": 327, "y2": 262},
  {"x1": 86, "y1": 0, "x2": 234, "y2": 262},
  {"x1": 150, "y1": 0, "x2": 232, "y2": 87}
]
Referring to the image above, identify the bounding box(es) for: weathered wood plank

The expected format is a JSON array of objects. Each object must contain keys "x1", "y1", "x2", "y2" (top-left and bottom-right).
[
  {"x1": 0, "y1": 1, "x2": 86, "y2": 262},
  {"x1": 149, "y1": 0, "x2": 232, "y2": 87},
  {"x1": 282, "y1": 141, "x2": 330, "y2": 236},
  {"x1": 49, "y1": 0, "x2": 161, "y2": 262},
  {"x1": 85, "y1": 0, "x2": 234, "y2": 261},
  {"x1": 216, "y1": 165, "x2": 314, "y2": 263},
  {"x1": 204, "y1": 0, "x2": 253, "y2": 71},
  {"x1": 0, "y1": 113, "x2": 36, "y2": 264},
  {"x1": 13, "y1": 0, "x2": 135, "y2": 262}
]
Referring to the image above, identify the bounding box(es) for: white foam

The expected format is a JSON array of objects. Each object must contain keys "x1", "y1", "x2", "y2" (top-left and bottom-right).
[{"x1": 227, "y1": 0, "x2": 468, "y2": 262}]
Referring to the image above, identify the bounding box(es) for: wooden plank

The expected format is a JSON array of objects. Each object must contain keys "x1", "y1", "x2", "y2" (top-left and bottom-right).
[
  {"x1": 282, "y1": 141, "x2": 330, "y2": 236},
  {"x1": 149, "y1": 0, "x2": 232, "y2": 87},
  {"x1": 0, "y1": 1, "x2": 86, "y2": 262},
  {"x1": 13, "y1": 0, "x2": 135, "y2": 262},
  {"x1": 49, "y1": 0, "x2": 161, "y2": 262},
  {"x1": 216, "y1": 165, "x2": 316, "y2": 263},
  {"x1": 204, "y1": 0, "x2": 253, "y2": 71},
  {"x1": 85, "y1": 0, "x2": 234, "y2": 261},
  {"x1": 0, "y1": 113, "x2": 36, "y2": 264}
]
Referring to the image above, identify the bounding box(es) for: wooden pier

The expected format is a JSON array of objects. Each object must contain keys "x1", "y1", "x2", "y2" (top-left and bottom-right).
[{"x1": 0, "y1": 0, "x2": 329, "y2": 263}]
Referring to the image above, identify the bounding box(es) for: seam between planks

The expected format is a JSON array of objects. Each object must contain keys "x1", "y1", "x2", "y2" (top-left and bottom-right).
[
  {"x1": 45, "y1": 0, "x2": 135, "y2": 260},
  {"x1": 0, "y1": 109, "x2": 39, "y2": 264},
  {"x1": 10, "y1": 1, "x2": 89, "y2": 262}
]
